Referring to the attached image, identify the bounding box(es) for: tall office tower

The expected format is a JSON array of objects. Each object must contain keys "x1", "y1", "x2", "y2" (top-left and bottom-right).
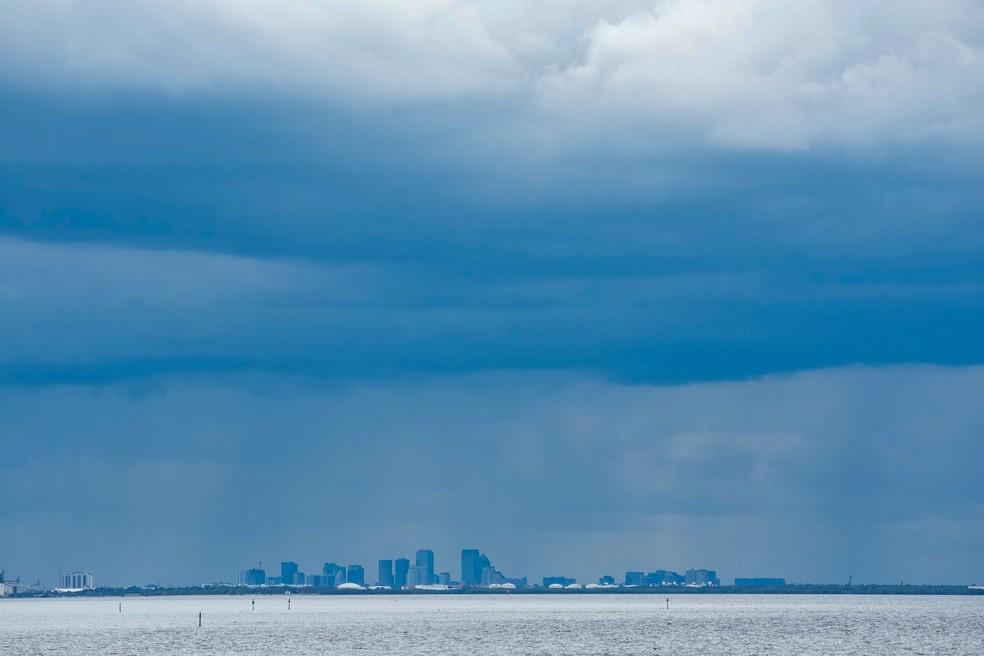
[
  {"x1": 280, "y1": 562, "x2": 298, "y2": 585},
  {"x1": 347, "y1": 565, "x2": 365, "y2": 586},
  {"x1": 323, "y1": 562, "x2": 345, "y2": 589},
  {"x1": 394, "y1": 557, "x2": 410, "y2": 588},
  {"x1": 461, "y1": 549, "x2": 482, "y2": 586},
  {"x1": 478, "y1": 553, "x2": 491, "y2": 576},
  {"x1": 378, "y1": 560, "x2": 395, "y2": 588},
  {"x1": 415, "y1": 549, "x2": 435, "y2": 585}
]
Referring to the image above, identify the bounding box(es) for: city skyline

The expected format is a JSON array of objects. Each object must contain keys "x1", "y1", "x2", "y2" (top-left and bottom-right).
[{"x1": 6, "y1": 538, "x2": 968, "y2": 591}]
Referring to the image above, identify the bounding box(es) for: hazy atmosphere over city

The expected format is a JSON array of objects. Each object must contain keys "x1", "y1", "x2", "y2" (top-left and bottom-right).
[{"x1": 1, "y1": 1, "x2": 983, "y2": 587}]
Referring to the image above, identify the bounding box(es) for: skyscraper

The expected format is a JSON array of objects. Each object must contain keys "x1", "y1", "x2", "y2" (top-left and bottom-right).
[
  {"x1": 323, "y1": 562, "x2": 345, "y2": 588},
  {"x1": 415, "y1": 549, "x2": 435, "y2": 585},
  {"x1": 394, "y1": 558, "x2": 409, "y2": 589},
  {"x1": 461, "y1": 549, "x2": 481, "y2": 586},
  {"x1": 378, "y1": 559, "x2": 394, "y2": 588},
  {"x1": 347, "y1": 564, "x2": 365, "y2": 586},
  {"x1": 281, "y1": 562, "x2": 298, "y2": 585},
  {"x1": 478, "y1": 553, "x2": 491, "y2": 580}
]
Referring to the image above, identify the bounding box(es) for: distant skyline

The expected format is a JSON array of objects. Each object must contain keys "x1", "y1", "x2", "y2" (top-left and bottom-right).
[{"x1": 1, "y1": 1, "x2": 982, "y2": 588}]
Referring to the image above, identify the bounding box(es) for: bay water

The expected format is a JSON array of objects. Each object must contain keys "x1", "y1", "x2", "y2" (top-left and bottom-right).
[{"x1": 1, "y1": 594, "x2": 980, "y2": 655}]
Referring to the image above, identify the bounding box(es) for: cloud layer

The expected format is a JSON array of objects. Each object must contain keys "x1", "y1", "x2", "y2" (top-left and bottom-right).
[
  {"x1": 3, "y1": 236, "x2": 982, "y2": 385},
  {"x1": 2, "y1": 1, "x2": 983, "y2": 149},
  {"x1": 0, "y1": 2, "x2": 982, "y2": 586}
]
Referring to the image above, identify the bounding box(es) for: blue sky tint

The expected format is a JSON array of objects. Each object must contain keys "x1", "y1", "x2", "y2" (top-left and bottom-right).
[{"x1": 0, "y1": 0, "x2": 982, "y2": 585}]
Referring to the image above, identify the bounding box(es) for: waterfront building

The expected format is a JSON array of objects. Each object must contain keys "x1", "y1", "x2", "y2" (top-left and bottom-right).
[
  {"x1": 415, "y1": 549, "x2": 435, "y2": 585},
  {"x1": 599, "y1": 575, "x2": 616, "y2": 585},
  {"x1": 462, "y1": 549, "x2": 524, "y2": 588},
  {"x1": 624, "y1": 571, "x2": 644, "y2": 586},
  {"x1": 461, "y1": 549, "x2": 482, "y2": 586},
  {"x1": 645, "y1": 570, "x2": 684, "y2": 586},
  {"x1": 438, "y1": 572, "x2": 451, "y2": 586},
  {"x1": 685, "y1": 569, "x2": 719, "y2": 586},
  {"x1": 394, "y1": 558, "x2": 409, "y2": 589},
  {"x1": 347, "y1": 564, "x2": 365, "y2": 586},
  {"x1": 378, "y1": 560, "x2": 394, "y2": 588},
  {"x1": 241, "y1": 568, "x2": 266, "y2": 586},
  {"x1": 280, "y1": 562, "x2": 298, "y2": 586},
  {"x1": 61, "y1": 572, "x2": 95, "y2": 590},
  {"x1": 323, "y1": 563, "x2": 345, "y2": 588},
  {"x1": 1, "y1": 578, "x2": 42, "y2": 596}
]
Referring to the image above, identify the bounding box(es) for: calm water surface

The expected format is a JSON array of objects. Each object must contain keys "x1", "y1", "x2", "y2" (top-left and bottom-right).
[{"x1": 1, "y1": 594, "x2": 981, "y2": 655}]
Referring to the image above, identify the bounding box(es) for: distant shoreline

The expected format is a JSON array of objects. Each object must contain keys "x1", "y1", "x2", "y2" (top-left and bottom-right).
[{"x1": 7, "y1": 584, "x2": 982, "y2": 598}]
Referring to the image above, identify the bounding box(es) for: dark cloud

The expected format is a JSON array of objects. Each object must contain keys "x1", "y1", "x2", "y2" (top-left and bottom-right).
[
  {"x1": 0, "y1": 1, "x2": 982, "y2": 589},
  {"x1": 1, "y1": 87, "x2": 982, "y2": 386}
]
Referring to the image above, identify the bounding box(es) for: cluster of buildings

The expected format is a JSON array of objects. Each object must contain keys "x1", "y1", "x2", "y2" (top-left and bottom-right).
[
  {"x1": 624, "y1": 569, "x2": 720, "y2": 587},
  {"x1": 237, "y1": 550, "x2": 725, "y2": 591},
  {"x1": 238, "y1": 549, "x2": 527, "y2": 590},
  {"x1": 0, "y1": 570, "x2": 95, "y2": 597},
  {"x1": 0, "y1": 571, "x2": 45, "y2": 597},
  {"x1": 0, "y1": 559, "x2": 776, "y2": 596}
]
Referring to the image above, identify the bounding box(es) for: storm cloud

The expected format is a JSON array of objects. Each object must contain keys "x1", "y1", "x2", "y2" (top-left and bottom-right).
[{"x1": 0, "y1": 1, "x2": 982, "y2": 586}]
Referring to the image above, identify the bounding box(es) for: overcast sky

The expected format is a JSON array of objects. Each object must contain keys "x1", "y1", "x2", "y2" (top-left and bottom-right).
[{"x1": 1, "y1": 1, "x2": 982, "y2": 587}]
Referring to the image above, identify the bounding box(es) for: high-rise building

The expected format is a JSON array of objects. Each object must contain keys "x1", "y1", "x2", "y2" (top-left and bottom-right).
[
  {"x1": 347, "y1": 565, "x2": 365, "y2": 586},
  {"x1": 415, "y1": 549, "x2": 435, "y2": 585},
  {"x1": 323, "y1": 563, "x2": 345, "y2": 588},
  {"x1": 241, "y1": 568, "x2": 266, "y2": 586},
  {"x1": 461, "y1": 549, "x2": 482, "y2": 586},
  {"x1": 61, "y1": 572, "x2": 95, "y2": 590},
  {"x1": 281, "y1": 562, "x2": 298, "y2": 586},
  {"x1": 394, "y1": 557, "x2": 410, "y2": 589},
  {"x1": 378, "y1": 560, "x2": 394, "y2": 588}
]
